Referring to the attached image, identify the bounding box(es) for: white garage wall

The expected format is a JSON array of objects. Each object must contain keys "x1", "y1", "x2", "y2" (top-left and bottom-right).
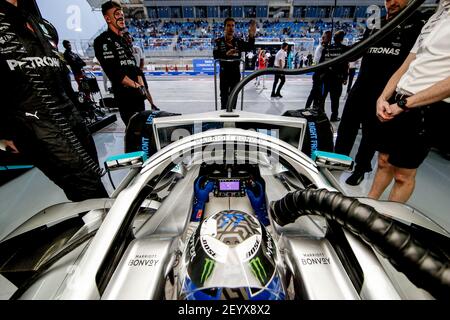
[{"x1": 36, "y1": 0, "x2": 106, "y2": 53}]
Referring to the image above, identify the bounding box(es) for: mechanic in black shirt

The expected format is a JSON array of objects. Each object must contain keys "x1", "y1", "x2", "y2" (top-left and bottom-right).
[
  {"x1": 334, "y1": 0, "x2": 425, "y2": 185},
  {"x1": 317, "y1": 30, "x2": 349, "y2": 121},
  {"x1": 94, "y1": 1, "x2": 148, "y2": 125},
  {"x1": 0, "y1": 0, "x2": 108, "y2": 201},
  {"x1": 62, "y1": 39, "x2": 86, "y2": 89},
  {"x1": 305, "y1": 30, "x2": 332, "y2": 109},
  {"x1": 213, "y1": 18, "x2": 256, "y2": 109}
]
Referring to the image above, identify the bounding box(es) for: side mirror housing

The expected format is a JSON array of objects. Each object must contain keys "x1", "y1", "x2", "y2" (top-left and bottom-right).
[
  {"x1": 311, "y1": 151, "x2": 354, "y2": 171},
  {"x1": 104, "y1": 151, "x2": 147, "y2": 171}
]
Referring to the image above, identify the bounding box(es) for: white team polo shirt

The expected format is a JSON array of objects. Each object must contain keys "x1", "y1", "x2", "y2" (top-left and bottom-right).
[
  {"x1": 397, "y1": 1, "x2": 450, "y2": 103},
  {"x1": 274, "y1": 49, "x2": 287, "y2": 68}
]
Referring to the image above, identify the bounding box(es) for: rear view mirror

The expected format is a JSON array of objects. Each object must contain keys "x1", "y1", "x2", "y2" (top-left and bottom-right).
[
  {"x1": 311, "y1": 151, "x2": 354, "y2": 171},
  {"x1": 104, "y1": 151, "x2": 148, "y2": 190},
  {"x1": 104, "y1": 151, "x2": 147, "y2": 172}
]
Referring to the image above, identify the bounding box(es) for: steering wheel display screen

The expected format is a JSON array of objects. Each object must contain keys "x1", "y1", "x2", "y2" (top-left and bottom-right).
[{"x1": 219, "y1": 180, "x2": 240, "y2": 191}]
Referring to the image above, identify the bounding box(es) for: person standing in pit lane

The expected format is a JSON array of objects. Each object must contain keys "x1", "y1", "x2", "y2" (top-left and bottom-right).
[
  {"x1": 305, "y1": 30, "x2": 332, "y2": 109},
  {"x1": 62, "y1": 40, "x2": 86, "y2": 90},
  {"x1": 316, "y1": 30, "x2": 349, "y2": 122},
  {"x1": 213, "y1": 18, "x2": 256, "y2": 110},
  {"x1": 0, "y1": 0, "x2": 108, "y2": 202},
  {"x1": 94, "y1": 1, "x2": 150, "y2": 126},
  {"x1": 334, "y1": 0, "x2": 426, "y2": 186},
  {"x1": 271, "y1": 42, "x2": 288, "y2": 98}
]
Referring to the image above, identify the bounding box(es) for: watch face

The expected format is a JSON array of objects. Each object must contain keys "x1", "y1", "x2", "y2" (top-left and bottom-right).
[{"x1": 398, "y1": 98, "x2": 408, "y2": 109}]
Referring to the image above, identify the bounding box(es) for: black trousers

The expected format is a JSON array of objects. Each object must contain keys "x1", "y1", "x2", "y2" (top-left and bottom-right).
[
  {"x1": 114, "y1": 87, "x2": 146, "y2": 126},
  {"x1": 335, "y1": 86, "x2": 378, "y2": 172},
  {"x1": 320, "y1": 75, "x2": 343, "y2": 118},
  {"x1": 347, "y1": 68, "x2": 356, "y2": 93},
  {"x1": 272, "y1": 74, "x2": 286, "y2": 95},
  {"x1": 219, "y1": 69, "x2": 241, "y2": 110},
  {"x1": 305, "y1": 72, "x2": 324, "y2": 108},
  {"x1": 13, "y1": 104, "x2": 108, "y2": 202}
]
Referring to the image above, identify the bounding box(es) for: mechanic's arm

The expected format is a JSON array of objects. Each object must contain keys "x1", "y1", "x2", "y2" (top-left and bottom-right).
[
  {"x1": 136, "y1": 74, "x2": 144, "y2": 87},
  {"x1": 376, "y1": 53, "x2": 416, "y2": 121},
  {"x1": 379, "y1": 53, "x2": 416, "y2": 101},
  {"x1": 239, "y1": 22, "x2": 256, "y2": 53},
  {"x1": 313, "y1": 45, "x2": 323, "y2": 65},
  {"x1": 399, "y1": 77, "x2": 450, "y2": 109},
  {"x1": 122, "y1": 76, "x2": 141, "y2": 88}
]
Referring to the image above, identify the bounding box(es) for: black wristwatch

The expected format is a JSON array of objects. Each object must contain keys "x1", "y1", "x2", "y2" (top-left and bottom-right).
[{"x1": 397, "y1": 97, "x2": 409, "y2": 111}]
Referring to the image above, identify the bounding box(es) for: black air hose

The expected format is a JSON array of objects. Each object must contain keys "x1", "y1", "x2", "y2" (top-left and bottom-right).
[{"x1": 270, "y1": 188, "x2": 450, "y2": 300}]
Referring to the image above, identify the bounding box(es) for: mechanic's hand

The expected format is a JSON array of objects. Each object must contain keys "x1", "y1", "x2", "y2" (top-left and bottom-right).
[
  {"x1": 388, "y1": 103, "x2": 404, "y2": 117},
  {"x1": 194, "y1": 177, "x2": 214, "y2": 203},
  {"x1": 0, "y1": 140, "x2": 19, "y2": 153},
  {"x1": 376, "y1": 97, "x2": 394, "y2": 122}
]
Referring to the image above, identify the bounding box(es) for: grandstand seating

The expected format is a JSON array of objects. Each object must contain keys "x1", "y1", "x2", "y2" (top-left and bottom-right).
[{"x1": 125, "y1": 18, "x2": 365, "y2": 56}]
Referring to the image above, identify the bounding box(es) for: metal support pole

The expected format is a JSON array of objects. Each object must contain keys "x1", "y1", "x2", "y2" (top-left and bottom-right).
[
  {"x1": 214, "y1": 59, "x2": 218, "y2": 111},
  {"x1": 240, "y1": 59, "x2": 244, "y2": 111}
]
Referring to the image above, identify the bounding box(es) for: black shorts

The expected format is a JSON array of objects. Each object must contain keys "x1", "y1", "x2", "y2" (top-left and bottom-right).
[{"x1": 374, "y1": 96, "x2": 446, "y2": 169}]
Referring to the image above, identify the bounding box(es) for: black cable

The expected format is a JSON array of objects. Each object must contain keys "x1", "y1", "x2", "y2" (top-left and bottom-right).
[{"x1": 226, "y1": 0, "x2": 426, "y2": 112}]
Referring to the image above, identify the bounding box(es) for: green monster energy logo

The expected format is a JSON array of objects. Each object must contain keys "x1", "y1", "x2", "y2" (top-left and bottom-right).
[
  {"x1": 201, "y1": 258, "x2": 215, "y2": 284},
  {"x1": 250, "y1": 257, "x2": 267, "y2": 284}
]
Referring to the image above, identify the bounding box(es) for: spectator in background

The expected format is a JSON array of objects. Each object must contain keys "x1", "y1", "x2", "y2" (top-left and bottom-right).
[
  {"x1": 305, "y1": 30, "x2": 332, "y2": 108},
  {"x1": 213, "y1": 18, "x2": 256, "y2": 109},
  {"x1": 346, "y1": 59, "x2": 358, "y2": 96},
  {"x1": 287, "y1": 48, "x2": 294, "y2": 69},
  {"x1": 294, "y1": 51, "x2": 299, "y2": 69},
  {"x1": 255, "y1": 49, "x2": 267, "y2": 89},
  {"x1": 63, "y1": 39, "x2": 86, "y2": 89},
  {"x1": 271, "y1": 42, "x2": 288, "y2": 98},
  {"x1": 318, "y1": 30, "x2": 349, "y2": 122}
]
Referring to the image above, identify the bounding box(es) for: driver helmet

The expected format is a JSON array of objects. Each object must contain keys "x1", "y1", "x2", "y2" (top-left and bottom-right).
[{"x1": 180, "y1": 210, "x2": 285, "y2": 300}]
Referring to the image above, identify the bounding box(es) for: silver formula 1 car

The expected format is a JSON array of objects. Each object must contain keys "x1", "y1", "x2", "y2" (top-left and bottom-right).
[{"x1": 1, "y1": 110, "x2": 449, "y2": 300}]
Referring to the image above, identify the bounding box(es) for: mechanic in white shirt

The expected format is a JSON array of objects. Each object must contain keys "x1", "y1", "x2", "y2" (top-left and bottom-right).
[
  {"x1": 271, "y1": 42, "x2": 288, "y2": 98},
  {"x1": 369, "y1": 0, "x2": 450, "y2": 203}
]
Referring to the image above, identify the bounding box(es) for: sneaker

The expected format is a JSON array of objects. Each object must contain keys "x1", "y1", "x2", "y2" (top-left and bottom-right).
[
  {"x1": 276, "y1": 93, "x2": 283, "y2": 98},
  {"x1": 345, "y1": 170, "x2": 365, "y2": 186},
  {"x1": 271, "y1": 93, "x2": 277, "y2": 98}
]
